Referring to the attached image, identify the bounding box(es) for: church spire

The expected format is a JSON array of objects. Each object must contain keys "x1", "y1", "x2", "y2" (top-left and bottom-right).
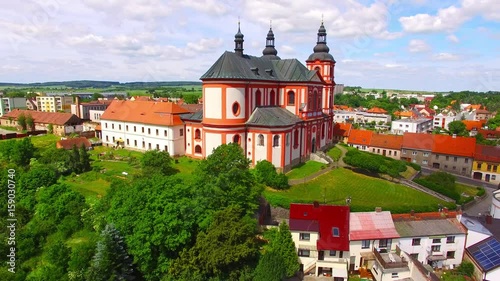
[
  {"x1": 307, "y1": 20, "x2": 334, "y2": 62},
  {"x1": 234, "y1": 20, "x2": 244, "y2": 56},
  {"x1": 262, "y1": 21, "x2": 279, "y2": 59}
]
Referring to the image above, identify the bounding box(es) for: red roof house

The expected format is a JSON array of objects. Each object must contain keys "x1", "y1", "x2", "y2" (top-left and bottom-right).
[
  {"x1": 475, "y1": 144, "x2": 500, "y2": 164},
  {"x1": 432, "y1": 134, "x2": 476, "y2": 158},
  {"x1": 348, "y1": 129, "x2": 373, "y2": 147},
  {"x1": 370, "y1": 134, "x2": 403, "y2": 150},
  {"x1": 289, "y1": 203, "x2": 350, "y2": 251},
  {"x1": 366, "y1": 107, "x2": 387, "y2": 114},
  {"x1": 56, "y1": 137, "x2": 91, "y2": 150},
  {"x1": 401, "y1": 133, "x2": 433, "y2": 151},
  {"x1": 462, "y1": 120, "x2": 485, "y2": 131},
  {"x1": 333, "y1": 123, "x2": 352, "y2": 143},
  {"x1": 350, "y1": 211, "x2": 400, "y2": 241}
]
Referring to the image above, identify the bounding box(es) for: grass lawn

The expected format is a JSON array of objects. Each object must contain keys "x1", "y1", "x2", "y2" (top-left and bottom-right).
[
  {"x1": 286, "y1": 161, "x2": 327, "y2": 179},
  {"x1": 265, "y1": 168, "x2": 455, "y2": 213},
  {"x1": 327, "y1": 146, "x2": 342, "y2": 161},
  {"x1": 90, "y1": 146, "x2": 144, "y2": 160},
  {"x1": 455, "y1": 183, "x2": 482, "y2": 204},
  {"x1": 400, "y1": 166, "x2": 417, "y2": 179}
]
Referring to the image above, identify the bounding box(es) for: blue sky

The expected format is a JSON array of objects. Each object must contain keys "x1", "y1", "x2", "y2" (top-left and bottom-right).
[{"x1": 0, "y1": 0, "x2": 498, "y2": 92}]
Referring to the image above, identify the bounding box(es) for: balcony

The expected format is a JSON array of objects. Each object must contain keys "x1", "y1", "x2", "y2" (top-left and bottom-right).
[{"x1": 373, "y1": 249, "x2": 408, "y2": 270}]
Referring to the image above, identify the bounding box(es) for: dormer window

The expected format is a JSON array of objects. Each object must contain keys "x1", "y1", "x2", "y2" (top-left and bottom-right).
[
  {"x1": 250, "y1": 67, "x2": 259, "y2": 75},
  {"x1": 332, "y1": 227, "x2": 339, "y2": 237}
]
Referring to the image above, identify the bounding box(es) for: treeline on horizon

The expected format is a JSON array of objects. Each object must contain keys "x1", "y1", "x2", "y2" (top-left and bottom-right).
[{"x1": 0, "y1": 80, "x2": 202, "y2": 89}]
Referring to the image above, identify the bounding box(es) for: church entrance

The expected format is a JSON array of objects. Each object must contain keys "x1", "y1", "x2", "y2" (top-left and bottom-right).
[{"x1": 312, "y1": 137, "x2": 316, "y2": 153}]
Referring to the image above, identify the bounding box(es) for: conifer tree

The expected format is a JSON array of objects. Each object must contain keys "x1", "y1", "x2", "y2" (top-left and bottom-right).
[
  {"x1": 79, "y1": 143, "x2": 91, "y2": 172},
  {"x1": 274, "y1": 221, "x2": 300, "y2": 278}
]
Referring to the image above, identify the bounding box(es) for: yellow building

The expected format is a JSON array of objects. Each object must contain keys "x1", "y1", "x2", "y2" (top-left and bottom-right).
[
  {"x1": 36, "y1": 95, "x2": 73, "y2": 112},
  {"x1": 472, "y1": 145, "x2": 500, "y2": 185}
]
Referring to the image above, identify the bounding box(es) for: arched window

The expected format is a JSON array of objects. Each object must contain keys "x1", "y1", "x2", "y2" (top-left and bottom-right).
[
  {"x1": 194, "y1": 129, "x2": 201, "y2": 139},
  {"x1": 321, "y1": 123, "x2": 326, "y2": 139},
  {"x1": 258, "y1": 134, "x2": 264, "y2": 146},
  {"x1": 287, "y1": 91, "x2": 295, "y2": 106},
  {"x1": 270, "y1": 90, "x2": 276, "y2": 106},
  {"x1": 273, "y1": 135, "x2": 280, "y2": 147},
  {"x1": 294, "y1": 129, "x2": 299, "y2": 148},
  {"x1": 313, "y1": 90, "x2": 318, "y2": 110},
  {"x1": 233, "y1": 134, "x2": 240, "y2": 144},
  {"x1": 194, "y1": 145, "x2": 202, "y2": 154},
  {"x1": 255, "y1": 90, "x2": 262, "y2": 107}
]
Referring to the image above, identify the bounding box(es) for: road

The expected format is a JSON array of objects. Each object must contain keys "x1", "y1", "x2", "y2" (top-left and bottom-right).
[
  {"x1": 0, "y1": 128, "x2": 17, "y2": 135},
  {"x1": 420, "y1": 166, "x2": 497, "y2": 216}
]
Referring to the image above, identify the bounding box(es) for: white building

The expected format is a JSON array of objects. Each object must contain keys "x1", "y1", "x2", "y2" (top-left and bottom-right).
[
  {"x1": 394, "y1": 215, "x2": 467, "y2": 270},
  {"x1": 0, "y1": 97, "x2": 27, "y2": 117},
  {"x1": 492, "y1": 190, "x2": 500, "y2": 219},
  {"x1": 334, "y1": 84, "x2": 344, "y2": 95},
  {"x1": 333, "y1": 110, "x2": 391, "y2": 125},
  {"x1": 391, "y1": 118, "x2": 433, "y2": 135},
  {"x1": 100, "y1": 100, "x2": 190, "y2": 156},
  {"x1": 36, "y1": 95, "x2": 73, "y2": 112},
  {"x1": 433, "y1": 113, "x2": 457, "y2": 130},
  {"x1": 71, "y1": 97, "x2": 111, "y2": 120}
]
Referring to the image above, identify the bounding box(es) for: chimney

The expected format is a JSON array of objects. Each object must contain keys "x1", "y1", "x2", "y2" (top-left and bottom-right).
[
  {"x1": 313, "y1": 201, "x2": 320, "y2": 208},
  {"x1": 486, "y1": 215, "x2": 493, "y2": 225},
  {"x1": 75, "y1": 96, "x2": 81, "y2": 118},
  {"x1": 375, "y1": 207, "x2": 382, "y2": 213},
  {"x1": 452, "y1": 134, "x2": 456, "y2": 138}
]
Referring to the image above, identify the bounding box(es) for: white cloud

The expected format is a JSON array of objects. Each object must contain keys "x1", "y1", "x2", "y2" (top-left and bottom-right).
[
  {"x1": 433, "y1": 52, "x2": 460, "y2": 61},
  {"x1": 81, "y1": 0, "x2": 173, "y2": 21},
  {"x1": 408, "y1": 39, "x2": 431, "y2": 53},
  {"x1": 446, "y1": 34, "x2": 459, "y2": 43},
  {"x1": 67, "y1": 34, "x2": 104, "y2": 46},
  {"x1": 186, "y1": 38, "x2": 223, "y2": 52},
  {"x1": 180, "y1": 0, "x2": 230, "y2": 16},
  {"x1": 399, "y1": 0, "x2": 500, "y2": 33}
]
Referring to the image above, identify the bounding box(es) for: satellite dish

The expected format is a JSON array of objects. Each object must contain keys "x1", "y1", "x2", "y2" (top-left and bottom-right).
[
  {"x1": 401, "y1": 105, "x2": 405, "y2": 110},
  {"x1": 433, "y1": 105, "x2": 438, "y2": 110}
]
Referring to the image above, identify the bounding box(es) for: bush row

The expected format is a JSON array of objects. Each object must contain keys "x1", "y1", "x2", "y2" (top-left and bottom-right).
[{"x1": 343, "y1": 149, "x2": 407, "y2": 178}]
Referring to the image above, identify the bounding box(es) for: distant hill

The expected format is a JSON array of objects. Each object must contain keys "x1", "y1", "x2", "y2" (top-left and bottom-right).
[{"x1": 0, "y1": 80, "x2": 202, "y2": 89}]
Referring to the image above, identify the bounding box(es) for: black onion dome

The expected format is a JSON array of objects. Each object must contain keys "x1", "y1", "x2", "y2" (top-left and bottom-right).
[
  {"x1": 308, "y1": 22, "x2": 335, "y2": 62},
  {"x1": 262, "y1": 27, "x2": 279, "y2": 59}
]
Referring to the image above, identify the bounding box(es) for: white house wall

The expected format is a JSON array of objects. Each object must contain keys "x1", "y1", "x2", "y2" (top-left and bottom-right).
[
  {"x1": 205, "y1": 132, "x2": 222, "y2": 155},
  {"x1": 204, "y1": 88, "x2": 222, "y2": 119},
  {"x1": 225, "y1": 88, "x2": 245, "y2": 119}
]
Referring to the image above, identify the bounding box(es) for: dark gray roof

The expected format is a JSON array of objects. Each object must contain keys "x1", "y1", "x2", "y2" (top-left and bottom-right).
[
  {"x1": 180, "y1": 110, "x2": 203, "y2": 122},
  {"x1": 307, "y1": 52, "x2": 335, "y2": 62},
  {"x1": 200, "y1": 51, "x2": 322, "y2": 82},
  {"x1": 394, "y1": 218, "x2": 466, "y2": 237},
  {"x1": 246, "y1": 106, "x2": 302, "y2": 127}
]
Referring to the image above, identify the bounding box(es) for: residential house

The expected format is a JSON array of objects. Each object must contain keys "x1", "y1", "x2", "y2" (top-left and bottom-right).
[
  {"x1": 0, "y1": 109, "x2": 83, "y2": 136},
  {"x1": 393, "y1": 211, "x2": 466, "y2": 270},
  {"x1": 400, "y1": 133, "x2": 433, "y2": 166},
  {"x1": 431, "y1": 134, "x2": 475, "y2": 176},
  {"x1": 462, "y1": 120, "x2": 485, "y2": 136},
  {"x1": 56, "y1": 137, "x2": 92, "y2": 150},
  {"x1": 347, "y1": 129, "x2": 373, "y2": 152},
  {"x1": 475, "y1": 109, "x2": 493, "y2": 121},
  {"x1": 333, "y1": 108, "x2": 391, "y2": 127},
  {"x1": 369, "y1": 134, "x2": 403, "y2": 160},
  {"x1": 349, "y1": 210, "x2": 400, "y2": 272},
  {"x1": 26, "y1": 98, "x2": 37, "y2": 110},
  {"x1": 460, "y1": 215, "x2": 494, "y2": 248},
  {"x1": 433, "y1": 112, "x2": 457, "y2": 130},
  {"x1": 0, "y1": 97, "x2": 27, "y2": 117},
  {"x1": 333, "y1": 123, "x2": 352, "y2": 144},
  {"x1": 334, "y1": 110, "x2": 356, "y2": 123},
  {"x1": 100, "y1": 100, "x2": 190, "y2": 156},
  {"x1": 477, "y1": 129, "x2": 500, "y2": 140},
  {"x1": 472, "y1": 144, "x2": 500, "y2": 185},
  {"x1": 391, "y1": 118, "x2": 433, "y2": 135},
  {"x1": 289, "y1": 203, "x2": 350, "y2": 280},
  {"x1": 393, "y1": 110, "x2": 417, "y2": 120},
  {"x1": 71, "y1": 96, "x2": 112, "y2": 120},
  {"x1": 36, "y1": 95, "x2": 73, "y2": 112}
]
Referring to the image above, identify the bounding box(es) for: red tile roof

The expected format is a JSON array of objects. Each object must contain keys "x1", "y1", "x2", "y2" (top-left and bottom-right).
[
  {"x1": 366, "y1": 107, "x2": 387, "y2": 114},
  {"x1": 56, "y1": 137, "x2": 91, "y2": 150},
  {"x1": 333, "y1": 105, "x2": 353, "y2": 111},
  {"x1": 394, "y1": 110, "x2": 417, "y2": 118},
  {"x1": 101, "y1": 100, "x2": 190, "y2": 126},
  {"x1": 432, "y1": 134, "x2": 476, "y2": 157},
  {"x1": 333, "y1": 123, "x2": 352, "y2": 137},
  {"x1": 478, "y1": 129, "x2": 500, "y2": 139},
  {"x1": 348, "y1": 129, "x2": 373, "y2": 146},
  {"x1": 475, "y1": 144, "x2": 500, "y2": 163},
  {"x1": 370, "y1": 134, "x2": 403, "y2": 150},
  {"x1": 350, "y1": 211, "x2": 400, "y2": 241},
  {"x1": 465, "y1": 104, "x2": 482, "y2": 111},
  {"x1": 462, "y1": 120, "x2": 485, "y2": 131},
  {"x1": 1, "y1": 109, "x2": 81, "y2": 125},
  {"x1": 401, "y1": 133, "x2": 433, "y2": 151},
  {"x1": 289, "y1": 203, "x2": 350, "y2": 251}
]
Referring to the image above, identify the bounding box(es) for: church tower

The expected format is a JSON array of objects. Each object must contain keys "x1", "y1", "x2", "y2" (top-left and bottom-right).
[{"x1": 306, "y1": 21, "x2": 336, "y2": 115}]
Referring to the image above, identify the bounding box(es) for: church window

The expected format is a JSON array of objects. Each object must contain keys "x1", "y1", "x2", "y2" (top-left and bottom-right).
[
  {"x1": 194, "y1": 145, "x2": 202, "y2": 154},
  {"x1": 322, "y1": 123, "x2": 326, "y2": 139},
  {"x1": 258, "y1": 134, "x2": 264, "y2": 146},
  {"x1": 273, "y1": 135, "x2": 280, "y2": 147},
  {"x1": 233, "y1": 134, "x2": 240, "y2": 144},
  {"x1": 270, "y1": 90, "x2": 276, "y2": 106},
  {"x1": 232, "y1": 102, "x2": 241, "y2": 116},
  {"x1": 255, "y1": 90, "x2": 262, "y2": 107},
  {"x1": 294, "y1": 129, "x2": 299, "y2": 148},
  {"x1": 195, "y1": 129, "x2": 201, "y2": 139},
  {"x1": 287, "y1": 91, "x2": 295, "y2": 106}
]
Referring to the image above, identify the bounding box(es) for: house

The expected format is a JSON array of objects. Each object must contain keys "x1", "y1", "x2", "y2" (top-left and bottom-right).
[
  {"x1": 400, "y1": 133, "x2": 433, "y2": 166},
  {"x1": 289, "y1": 203, "x2": 350, "y2": 280},
  {"x1": 100, "y1": 100, "x2": 190, "y2": 156},
  {"x1": 0, "y1": 109, "x2": 83, "y2": 136},
  {"x1": 393, "y1": 211, "x2": 466, "y2": 270},
  {"x1": 56, "y1": 137, "x2": 92, "y2": 150},
  {"x1": 472, "y1": 145, "x2": 500, "y2": 184},
  {"x1": 431, "y1": 134, "x2": 475, "y2": 176},
  {"x1": 366, "y1": 107, "x2": 387, "y2": 114},
  {"x1": 475, "y1": 109, "x2": 493, "y2": 121},
  {"x1": 333, "y1": 110, "x2": 356, "y2": 123},
  {"x1": 0, "y1": 97, "x2": 27, "y2": 117},
  {"x1": 332, "y1": 123, "x2": 352, "y2": 144},
  {"x1": 465, "y1": 237, "x2": 500, "y2": 281},
  {"x1": 184, "y1": 22, "x2": 336, "y2": 171},
  {"x1": 477, "y1": 129, "x2": 500, "y2": 140},
  {"x1": 433, "y1": 112, "x2": 457, "y2": 130},
  {"x1": 462, "y1": 120, "x2": 485, "y2": 133},
  {"x1": 349, "y1": 210, "x2": 400, "y2": 272},
  {"x1": 391, "y1": 118, "x2": 433, "y2": 135},
  {"x1": 369, "y1": 134, "x2": 403, "y2": 160},
  {"x1": 71, "y1": 96, "x2": 112, "y2": 120},
  {"x1": 36, "y1": 95, "x2": 73, "y2": 112},
  {"x1": 347, "y1": 129, "x2": 373, "y2": 151},
  {"x1": 393, "y1": 110, "x2": 417, "y2": 119},
  {"x1": 26, "y1": 97, "x2": 37, "y2": 110}
]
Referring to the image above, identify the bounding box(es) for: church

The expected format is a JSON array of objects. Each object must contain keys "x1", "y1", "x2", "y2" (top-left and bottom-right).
[{"x1": 182, "y1": 22, "x2": 337, "y2": 172}]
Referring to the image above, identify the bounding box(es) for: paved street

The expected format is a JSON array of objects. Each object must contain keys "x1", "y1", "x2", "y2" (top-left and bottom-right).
[{"x1": 0, "y1": 128, "x2": 17, "y2": 135}]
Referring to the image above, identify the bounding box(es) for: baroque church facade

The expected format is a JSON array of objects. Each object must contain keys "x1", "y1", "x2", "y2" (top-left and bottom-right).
[{"x1": 182, "y1": 22, "x2": 337, "y2": 171}]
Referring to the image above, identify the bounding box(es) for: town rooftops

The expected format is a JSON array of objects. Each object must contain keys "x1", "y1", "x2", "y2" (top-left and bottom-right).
[
  {"x1": 348, "y1": 129, "x2": 373, "y2": 146},
  {"x1": 366, "y1": 107, "x2": 387, "y2": 114},
  {"x1": 432, "y1": 134, "x2": 476, "y2": 157},
  {"x1": 394, "y1": 110, "x2": 417, "y2": 118},
  {"x1": 289, "y1": 203, "x2": 350, "y2": 251},
  {"x1": 392, "y1": 212, "x2": 466, "y2": 237},
  {"x1": 349, "y1": 211, "x2": 400, "y2": 241},
  {"x1": 401, "y1": 132, "x2": 433, "y2": 151},
  {"x1": 474, "y1": 144, "x2": 500, "y2": 163},
  {"x1": 462, "y1": 120, "x2": 485, "y2": 131},
  {"x1": 2, "y1": 109, "x2": 81, "y2": 125},
  {"x1": 393, "y1": 118, "x2": 431, "y2": 124},
  {"x1": 333, "y1": 123, "x2": 352, "y2": 137},
  {"x1": 246, "y1": 106, "x2": 302, "y2": 127},
  {"x1": 100, "y1": 100, "x2": 190, "y2": 126},
  {"x1": 370, "y1": 134, "x2": 403, "y2": 150},
  {"x1": 56, "y1": 137, "x2": 91, "y2": 150}
]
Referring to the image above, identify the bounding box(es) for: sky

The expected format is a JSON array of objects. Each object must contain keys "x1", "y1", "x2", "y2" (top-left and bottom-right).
[{"x1": 0, "y1": 0, "x2": 499, "y2": 92}]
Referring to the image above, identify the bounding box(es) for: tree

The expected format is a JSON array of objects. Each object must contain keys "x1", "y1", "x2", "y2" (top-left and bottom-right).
[
  {"x1": 47, "y1": 123, "x2": 53, "y2": 134},
  {"x1": 19, "y1": 166, "x2": 58, "y2": 212},
  {"x1": 45, "y1": 240, "x2": 71, "y2": 270},
  {"x1": 70, "y1": 144, "x2": 82, "y2": 173},
  {"x1": 68, "y1": 241, "x2": 97, "y2": 281},
  {"x1": 141, "y1": 149, "x2": 175, "y2": 176},
  {"x1": 455, "y1": 261, "x2": 474, "y2": 277},
  {"x1": 254, "y1": 160, "x2": 289, "y2": 189},
  {"x1": 273, "y1": 222, "x2": 300, "y2": 278},
  {"x1": 254, "y1": 250, "x2": 286, "y2": 281},
  {"x1": 25, "y1": 114, "x2": 34, "y2": 131},
  {"x1": 10, "y1": 137, "x2": 36, "y2": 167},
  {"x1": 79, "y1": 144, "x2": 91, "y2": 172},
  {"x1": 87, "y1": 224, "x2": 138, "y2": 281},
  {"x1": 17, "y1": 113, "x2": 27, "y2": 130},
  {"x1": 447, "y1": 121, "x2": 468, "y2": 136}
]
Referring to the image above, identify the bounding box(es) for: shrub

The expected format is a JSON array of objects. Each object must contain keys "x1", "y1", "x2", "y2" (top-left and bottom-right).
[
  {"x1": 414, "y1": 178, "x2": 460, "y2": 201},
  {"x1": 254, "y1": 160, "x2": 290, "y2": 190},
  {"x1": 476, "y1": 187, "x2": 486, "y2": 197},
  {"x1": 408, "y1": 162, "x2": 421, "y2": 171},
  {"x1": 456, "y1": 261, "x2": 474, "y2": 277}
]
